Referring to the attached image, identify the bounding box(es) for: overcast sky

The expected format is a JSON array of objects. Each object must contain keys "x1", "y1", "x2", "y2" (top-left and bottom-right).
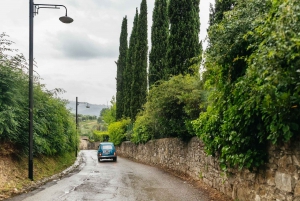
[{"x1": 1, "y1": 0, "x2": 214, "y2": 105}]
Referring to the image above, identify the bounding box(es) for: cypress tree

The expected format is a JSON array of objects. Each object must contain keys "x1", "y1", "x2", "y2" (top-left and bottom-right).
[
  {"x1": 124, "y1": 9, "x2": 139, "y2": 118},
  {"x1": 116, "y1": 16, "x2": 128, "y2": 120},
  {"x1": 130, "y1": 0, "x2": 148, "y2": 120},
  {"x1": 149, "y1": 0, "x2": 169, "y2": 87},
  {"x1": 167, "y1": 0, "x2": 201, "y2": 76},
  {"x1": 209, "y1": 0, "x2": 235, "y2": 26}
]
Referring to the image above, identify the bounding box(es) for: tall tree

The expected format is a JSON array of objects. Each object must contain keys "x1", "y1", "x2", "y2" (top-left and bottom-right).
[
  {"x1": 195, "y1": 0, "x2": 274, "y2": 169},
  {"x1": 116, "y1": 16, "x2": 128, "y2": 120},
  {"x1": 167, "y1": 0, "x2": 201, "y2": 76},
  {"x1": 124, "y1": 9, "x2": 139, "y2": 118},
  {"x1": 149, "y1": 0, "x2": 168, "y2": 87},
  {"x1": 209, "y1": 0, "x2": 235, "y2": 26},
  {"x1": 130, "y1": 0, "x2": 148, "y2": 120}
]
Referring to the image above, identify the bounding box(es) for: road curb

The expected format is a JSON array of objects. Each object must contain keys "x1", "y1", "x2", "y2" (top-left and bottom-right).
[{"x1": 9, "y1": 151, "x2": 84, "y2": 199}]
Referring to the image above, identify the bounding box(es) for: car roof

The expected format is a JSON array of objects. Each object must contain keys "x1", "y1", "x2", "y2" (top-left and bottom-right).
[{"x1": 100, "y1": 142, "x2": 114, "y2": 145}]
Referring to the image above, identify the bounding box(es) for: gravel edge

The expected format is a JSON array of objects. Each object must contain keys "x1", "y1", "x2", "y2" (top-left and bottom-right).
[{"x1": 4, "y1": 151, "x2": 84, "y2": 200}]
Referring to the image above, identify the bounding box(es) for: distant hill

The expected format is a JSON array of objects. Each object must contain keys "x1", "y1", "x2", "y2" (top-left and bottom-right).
[{"x1": 66, "y1": 101, "x2": 108, "y2": 117}]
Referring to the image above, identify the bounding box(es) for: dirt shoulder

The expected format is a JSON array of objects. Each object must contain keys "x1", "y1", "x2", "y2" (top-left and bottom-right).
[{"x1": 0, "y1": 152, "x2": 81, "y2": 200}]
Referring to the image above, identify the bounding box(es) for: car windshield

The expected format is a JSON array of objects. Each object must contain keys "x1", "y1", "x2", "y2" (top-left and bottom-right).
[{"x1": 102, "y1": 145, "x2": 113, "y2": 149}]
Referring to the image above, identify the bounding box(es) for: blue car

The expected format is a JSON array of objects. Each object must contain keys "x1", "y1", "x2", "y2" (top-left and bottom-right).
[{"x1": 97, "y1": 142, "x2": 117, "y2": 162}]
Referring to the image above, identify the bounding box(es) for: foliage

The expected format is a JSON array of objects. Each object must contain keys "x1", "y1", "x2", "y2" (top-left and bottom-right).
[
  {"x1": 78, "y1": 118, "x2": 98, "y2": 142},
  {"x1": 101, "y1": 97, "x2": 116, "y2": 125},
  {"x1": 0, "y1": 34, "x2": 76, "y2": 156},
  {"x1": 93, "y1": 130, "x2": 109, "y2": 142},
  {"x1": 0, "y1": 150, "x2": 76, "y2": 198},
  {"x1": 116, "y1": 16, "x2": 128, "y2": 120},
  {"x1": 0, "y1": 33, "x2": 28, "y2": 144},
  {"x1": 124, "y1": 9, "x2": 139, "y2": 119},
  {"x1": 108, "y1": 118, "x2": 131, "y2": 146},
  {"x1": 149, "y1": 0, "x2": 169, "y2": 86},
  {"x1": 75, "y1": 114, "x2": 97, "y2": 122},
  {"x1": 33, "y1": 85, "x2": 77, "y2": 155},
  {"x1": 132, "y1": 75, "x2": 206, "y2": 144},
  {"x1": 0, "y1": 33, "x2": 28, "y2": 70},
  {"x1": 130, "y1": 0, "x2": 148, "y2": 121},
  {"x1": 131, "y1": 113, "x2": 153, "y2": 144},
  {"x1": 100, "y1": 108, "x2": 108, "y2": 116},
  {"x1": 167, "y1": 0, "x2": 202, "y2": 76},
  {"x1": 0, "y1": 61, "x2": 28, "y2": 143},
  {"x1": 244, "y1": 0, "x2": 300, "y2": 143},
  {"x1": 97, "y1": 112, "x2": 108, "y2": 131},
  {"x1": 209, "y1": 0, "x2": 235, "y2": 26},
  {"x1": 193, "y1": 0, "x2": 300, "y2": 170}
]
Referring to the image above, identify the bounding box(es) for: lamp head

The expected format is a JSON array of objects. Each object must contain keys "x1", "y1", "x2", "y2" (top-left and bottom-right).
[{"x1": 59, "y1": 16, "x2": 73, "y2": 23}]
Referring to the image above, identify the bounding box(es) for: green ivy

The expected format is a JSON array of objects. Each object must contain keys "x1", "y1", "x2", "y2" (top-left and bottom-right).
[{"x1": 193, "y1": 0, "x2": 300, "y2": 170}]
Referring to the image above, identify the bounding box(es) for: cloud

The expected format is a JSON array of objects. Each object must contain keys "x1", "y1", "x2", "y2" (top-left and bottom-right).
[
  {"x1": 92, "y1": 0, "x2": 142, "y2": 11},
  {"x1": 1, "y1": 0, "x2": 213, "y2": 105},
  {"x1": 54, "y1": 31, "x2": 118, "y2": 60}
]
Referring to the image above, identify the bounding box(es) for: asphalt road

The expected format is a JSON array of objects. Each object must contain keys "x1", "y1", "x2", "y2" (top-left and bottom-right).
[{"x1": 8, "y1": 150, "x2": 210, "y2": 201}]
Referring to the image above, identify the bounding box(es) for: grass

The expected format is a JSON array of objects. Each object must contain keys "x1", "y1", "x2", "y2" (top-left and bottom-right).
[
  {"x1": 79, "y1": 119, "x2": 99, "y2": 138},
  {"x1": 0, "y1": 151, "x2": 76, "y2": 200},
  {"x1": 33, "y1": 152, "x2": 76, "y2": 180}
]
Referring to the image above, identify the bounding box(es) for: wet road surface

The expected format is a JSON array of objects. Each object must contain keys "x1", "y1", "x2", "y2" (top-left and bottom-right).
[{"x1": 8, "y1": 150, "x2": 210, "y2": 201}]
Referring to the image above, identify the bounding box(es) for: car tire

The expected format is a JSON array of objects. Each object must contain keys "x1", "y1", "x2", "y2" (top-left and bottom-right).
[
  {"x1": 98, "y1": 158, "x2": 101, "y2": 163},
  {"x1": 113, "y1": 157, "x2": 117, "y2": 162}
]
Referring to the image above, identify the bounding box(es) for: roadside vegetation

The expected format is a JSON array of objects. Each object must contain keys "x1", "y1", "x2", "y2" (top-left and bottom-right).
[
  {"x1": 76, "y1": 115, "x2": 111, "y2": 143},
  {"x1": 0, "y1": 151, "x2": 75, "y2": 200},
  {"x1": 193, "y1": 0, "x2": 300, "y2": 170},
  {"x1": 108, "y1": 0, "x2": 300, "y2": 171},
  {"x1": 76, "y1": 115, "x2": 98, "y2": 139},
  {"x1": 1, "y1": 1, "x2": 300, "y2": 199},
  {"x1": 0, "y1": 33, "x2": 78, "y2": 198}
]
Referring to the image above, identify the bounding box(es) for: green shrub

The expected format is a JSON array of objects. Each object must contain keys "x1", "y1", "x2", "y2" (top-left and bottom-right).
[
  {"x1": 108, "y1": 118, "x2": 131, "y2": 145},
  {"x1": 0, "y1": 63, "x2": 27, "y2": 142},
  {"x1": 193, "y1": 0, "x2": 300, "y2": 170},
  {"x1": 131, "y1": 114, "x2": 153, "y2": 144},
  {"x1": 101, "y1": 97, "x2": 116, "y2": 125},
  {"x1": 0, "y1": 34, "x2": 77, "y2": 156},
  {"x1": 93, "y1": 130, "x2": 109, "y2": 142},
  {"x1": 132, "y1": 74, "x2": 206, "y2": 144}
]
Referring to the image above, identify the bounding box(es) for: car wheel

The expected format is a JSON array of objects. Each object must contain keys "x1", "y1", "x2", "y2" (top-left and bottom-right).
[
  {"x1": 98, "y1": 158, "x2": 101, "y2": 162},
  {"x1": 114, "y1": 157, "x2": 117, "y2": 162}
]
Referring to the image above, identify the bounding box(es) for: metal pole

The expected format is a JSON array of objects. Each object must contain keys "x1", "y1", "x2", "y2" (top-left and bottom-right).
[
  {"x1": 29, "y1": 0, "x2": 34, "y2": 181},
  {"x1": 75, "y1": 97, "x2": 78, "y2": 157}
]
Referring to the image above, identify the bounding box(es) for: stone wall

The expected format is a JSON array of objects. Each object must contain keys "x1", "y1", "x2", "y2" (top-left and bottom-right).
[
  {"x1": 117, "y1": 137, "x2": 300, "y2": 201},
  {"x1": 79, "y1": 139, "x2": 88, "y2": 150},
  {"x1": 79, "y1": 139, "x2": 100, "y2": 150}
]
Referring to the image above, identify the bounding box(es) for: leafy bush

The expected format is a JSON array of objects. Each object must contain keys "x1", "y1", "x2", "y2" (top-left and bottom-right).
[
  {"x1": 131, "y1": 114, "x2": 153, "y2": 144},
  {"x1": 0, "y1": 34, "x2": 28, "y2": 144},
  {"x1": 108, "y1": 118, "x2": 131, "y2": 145},
  {"x1": 101, "y1": 97, "x2": 116, "y2": 125},
  {"x1": 132, "y1": 74, "x2": 206, "y2": 144},
  {"x1": 193, "y1": 0, "x2": 300, "y2": 170},
  {"x1": 0, "y1": 63, "x2": 28, "y2": 142},
  {"x1": 33, "y1": 85, "x2": 77, "y2": 155},
  {"x1": 93, "y1": 130, "x2": 109, "y2": 142},
  {"x1": 0, "y1": 34, "x2": 76, "y2": 156}
]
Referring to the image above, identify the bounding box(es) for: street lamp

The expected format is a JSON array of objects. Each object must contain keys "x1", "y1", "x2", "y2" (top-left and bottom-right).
[
  {"x1": 28, "y1": 1, "x2": 73, "y2": 181},
  {"x1": 75, "y1": 97, "x2": 90, "y2": 157}
]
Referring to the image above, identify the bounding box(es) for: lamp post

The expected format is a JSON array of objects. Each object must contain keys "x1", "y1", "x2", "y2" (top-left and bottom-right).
[
  {"x1": 75, "y1": 97, "x2": 90, "y2": 157},
  {"x1": 29, "y1": 0, "x2": 73, "y2": 181}
]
